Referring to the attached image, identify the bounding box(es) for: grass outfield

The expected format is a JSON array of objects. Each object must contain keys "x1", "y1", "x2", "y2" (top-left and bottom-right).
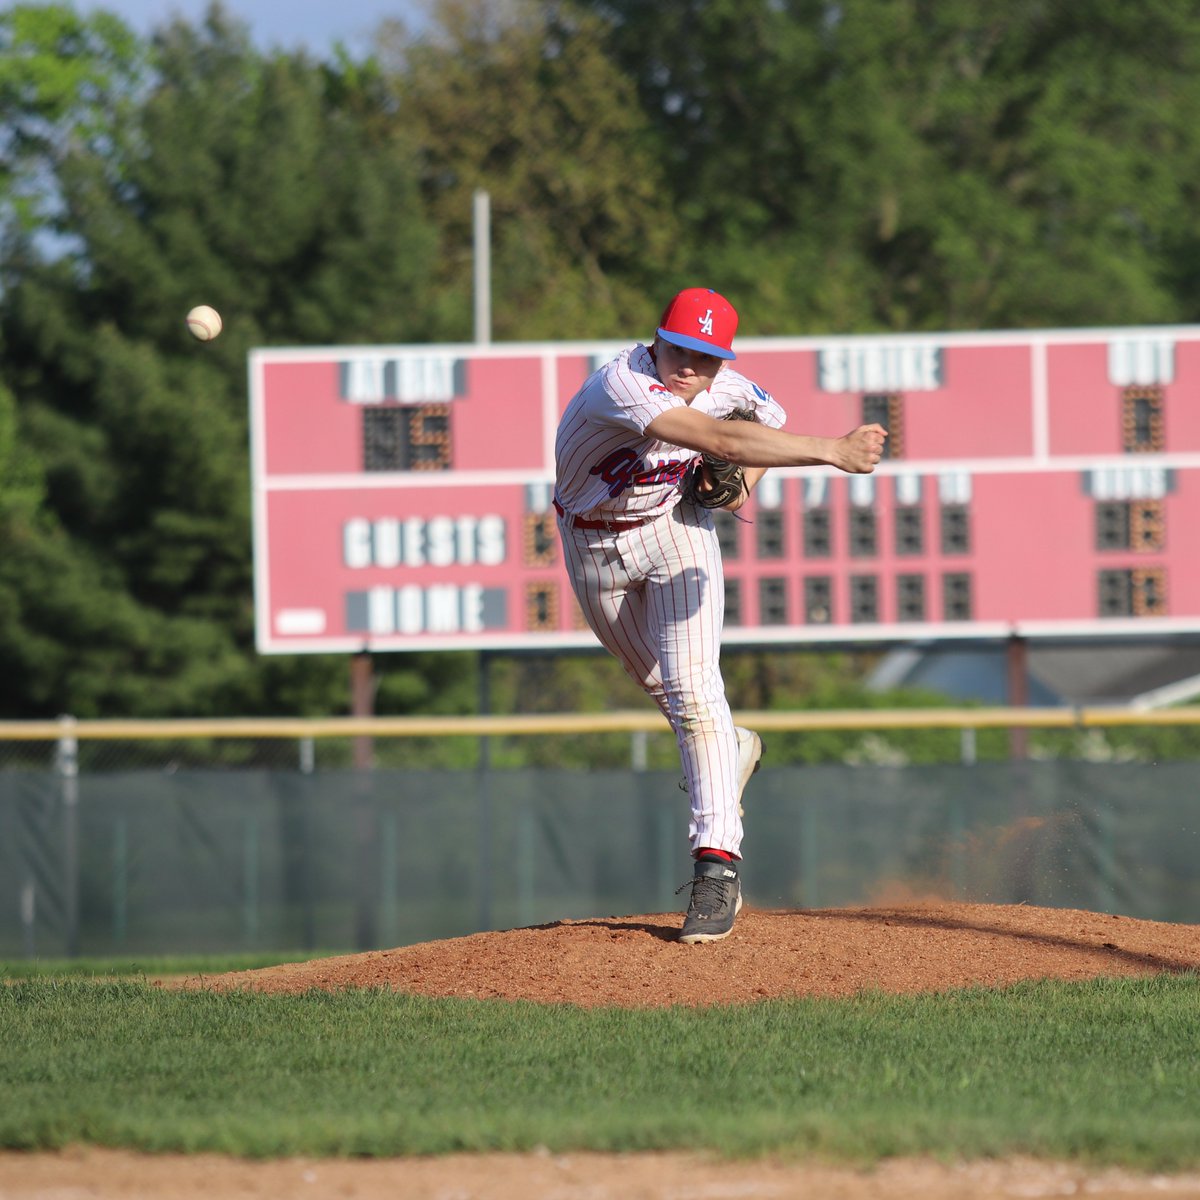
[
  {"x1": 0, "y1": 953, "x2": 341, "y2": 980},
  {"x1": 2, "y1": 974, "x2": 1199, "y2": 1165}
]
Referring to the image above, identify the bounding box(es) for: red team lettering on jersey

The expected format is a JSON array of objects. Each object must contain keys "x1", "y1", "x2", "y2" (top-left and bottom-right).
[{"x1": 588, "y1": 448, "x2": 691, "y2": 498}]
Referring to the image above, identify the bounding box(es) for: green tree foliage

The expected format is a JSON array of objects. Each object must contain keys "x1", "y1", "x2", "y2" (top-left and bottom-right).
[
  {"x1": 0, "y1": 376, "x2": 167, "y2": 716},
  {"x1": 0, "y1": 380, "x2": 40, "y2": 526},
  {"x1": 0, "y1": 4, "x2": 447, "y2": 717},
  {"x1": 577, "y1": 0, "x2": 1200, "y2": 331},
  {"x1": 379, "y1": 0, "x2": 678, "y2": 339},
  {"x1": 0, "y1": 3, "x2": 145, "y2": 235}
]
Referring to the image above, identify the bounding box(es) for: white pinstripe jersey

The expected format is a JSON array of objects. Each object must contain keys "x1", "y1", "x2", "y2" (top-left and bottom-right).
[{"x1": 553, "y1": 343, "x2": 786, "y2": 520}]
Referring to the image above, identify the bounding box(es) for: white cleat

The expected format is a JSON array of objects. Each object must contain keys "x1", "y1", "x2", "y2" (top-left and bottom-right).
[
  {"x1": 677, "y1": 727, "x2": 764, "y2": 815},
  {"x1": 734, "y1": 726, "x2": 763, "y2": 817}
]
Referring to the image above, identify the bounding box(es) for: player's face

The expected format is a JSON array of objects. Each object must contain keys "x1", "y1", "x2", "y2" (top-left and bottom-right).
[{"x1": 652, "y1": 339, "x2": 725, "y2": 401}]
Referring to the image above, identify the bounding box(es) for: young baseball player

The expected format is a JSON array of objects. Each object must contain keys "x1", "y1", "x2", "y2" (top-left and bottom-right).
[{"x1": 553, "y1": 288, "x2": 885, "y2": 943}]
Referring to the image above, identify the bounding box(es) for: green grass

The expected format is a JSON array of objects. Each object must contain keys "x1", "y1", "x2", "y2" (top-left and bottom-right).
[
  {"x1": 0, "y1": 953, "x2": 343, "y2": 980},
  {"x1": 3, "y1": 974, "x2": 1200, "y2": 1165}
]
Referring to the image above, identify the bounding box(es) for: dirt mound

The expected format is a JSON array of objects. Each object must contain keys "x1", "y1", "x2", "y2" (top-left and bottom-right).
[{"x1": 180, "y1": 902, "x2": 1200, "y2": 1005}]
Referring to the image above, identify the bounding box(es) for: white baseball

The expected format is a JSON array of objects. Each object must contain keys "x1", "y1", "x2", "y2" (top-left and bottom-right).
[{"x1": 186, "y1": 305, "x2": 222, "y2": 341}]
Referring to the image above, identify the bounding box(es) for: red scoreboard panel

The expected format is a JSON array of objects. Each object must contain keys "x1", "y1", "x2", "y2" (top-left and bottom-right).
[{"x1": 248, "y1": 327, "x2": 1200, "y2": 654}]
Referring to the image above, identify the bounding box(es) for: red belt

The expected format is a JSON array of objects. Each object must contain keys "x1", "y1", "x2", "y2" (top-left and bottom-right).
[{"x1": 553, "y1": 499, "x2": 658, "y2": 532}]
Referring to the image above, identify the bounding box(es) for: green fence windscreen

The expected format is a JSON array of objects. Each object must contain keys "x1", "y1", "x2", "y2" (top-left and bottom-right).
[{"x1": 2, "y1": 762, "x2": 1197, "y2": 957}]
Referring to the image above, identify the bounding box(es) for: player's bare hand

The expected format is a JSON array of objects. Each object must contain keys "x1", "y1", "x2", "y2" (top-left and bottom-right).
[{"x1": 833, "y1": 423, "x2": 887, "y2": 473}]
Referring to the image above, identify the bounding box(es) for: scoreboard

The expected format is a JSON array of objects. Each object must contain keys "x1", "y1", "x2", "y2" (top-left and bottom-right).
[{"x1": 248, "y1": 326, "x2": 1200, "y2": 654}]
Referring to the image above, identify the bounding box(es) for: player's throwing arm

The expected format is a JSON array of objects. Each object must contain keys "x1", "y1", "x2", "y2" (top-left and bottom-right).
[{"x1": 645, "y1": 406, "x2": 887, "y2": 475}]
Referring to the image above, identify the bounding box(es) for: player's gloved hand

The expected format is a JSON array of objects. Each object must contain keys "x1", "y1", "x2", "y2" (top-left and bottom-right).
[
  {"x1": 691, "y1": 459, "x2": 747, "y2": 509},
  {"x1": 832, "y1": 423, "x2": 887, "y2": 473},
  {"x1": 685, "y1": 408, "x2": 758, "y2": 509}
]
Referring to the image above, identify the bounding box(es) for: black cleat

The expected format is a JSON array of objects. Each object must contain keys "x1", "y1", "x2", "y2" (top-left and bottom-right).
[{"x1": 676, "y1": 856, "x2": 742, "y2": 944}]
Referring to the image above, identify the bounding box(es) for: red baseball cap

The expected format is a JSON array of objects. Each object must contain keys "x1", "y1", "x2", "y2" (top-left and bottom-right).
[{"x1": 656, "y1": 287, "x2": 738, "y2": 360}]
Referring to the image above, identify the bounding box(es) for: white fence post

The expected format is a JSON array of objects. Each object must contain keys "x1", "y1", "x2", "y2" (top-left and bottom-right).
[{"x1": 56, "y1": 714, "x2": 79, "y2": 957}]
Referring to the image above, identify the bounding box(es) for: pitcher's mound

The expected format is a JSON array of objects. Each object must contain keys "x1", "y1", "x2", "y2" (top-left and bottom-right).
[{"x1": 180, "y1": 902, "x2": 1200, "y2": 1006}]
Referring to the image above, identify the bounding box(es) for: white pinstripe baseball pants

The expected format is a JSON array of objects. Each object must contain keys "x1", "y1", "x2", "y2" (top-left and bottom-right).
[{"x1": 558, "y1": 502, "x2": 743, "y2": 856}]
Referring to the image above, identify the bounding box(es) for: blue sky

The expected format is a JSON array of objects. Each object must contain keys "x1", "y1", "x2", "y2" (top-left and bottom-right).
[{"x1": 70, "y1": 0, "x2": 429, "y2": 57}]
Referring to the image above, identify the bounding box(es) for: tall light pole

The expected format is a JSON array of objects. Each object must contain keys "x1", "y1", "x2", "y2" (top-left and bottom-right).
[{"x1": 473, "y1": 189, "x2": 491, "y2": 344}]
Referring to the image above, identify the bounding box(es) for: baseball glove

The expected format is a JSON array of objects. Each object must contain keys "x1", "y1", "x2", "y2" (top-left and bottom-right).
[{"x1": 685, "y1": 408, "x2": 758, "y2": 509}]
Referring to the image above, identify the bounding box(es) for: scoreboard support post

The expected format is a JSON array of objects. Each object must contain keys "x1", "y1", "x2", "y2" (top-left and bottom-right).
[
  {"x1": 351, "y1": 650, "x2": 376, "y2": 949},
  {"x1": 351, "y1": 651, "x2": 375, "y2": 770},
  {"x1": 1006, "y1": 635, "x2": 1030, "y2": 760}
]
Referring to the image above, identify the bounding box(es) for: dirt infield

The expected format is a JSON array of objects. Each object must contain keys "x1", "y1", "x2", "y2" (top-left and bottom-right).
[
  {"x1": 7, "y1": 1147, "x2": 1200, "y2": 1200},
  {"x1": 183, "y1": 900, "x2": 1200, "y2": 1006},
  {"x1": 8, "y1": 902, "x2": 1200, "y2": 1199}
]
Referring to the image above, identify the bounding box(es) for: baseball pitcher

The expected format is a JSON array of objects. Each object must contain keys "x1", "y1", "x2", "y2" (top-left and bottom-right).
[{"x1": 554, "y1": 288, "x2": 885, "y2": 942}]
